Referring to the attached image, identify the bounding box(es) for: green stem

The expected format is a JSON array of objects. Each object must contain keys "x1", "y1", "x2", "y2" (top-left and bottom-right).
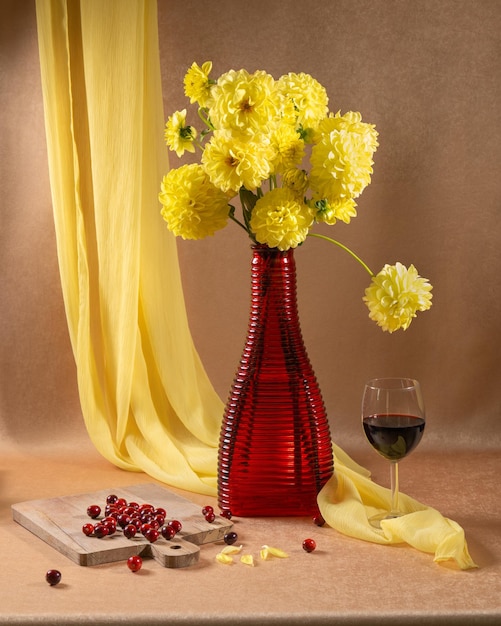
[
  {"x1": 308, "y1": 232, "x2": 374, "y2": 277},
  {"x1": 197, "y1": 107, "x2": 215, "y2": 131},
  {"x1": 229, "y1": 212, "x2": 249, "y2": 233}
]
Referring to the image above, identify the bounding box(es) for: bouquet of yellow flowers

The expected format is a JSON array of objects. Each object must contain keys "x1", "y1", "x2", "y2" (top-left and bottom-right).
[{"x1": 159, "y1": 62, "x2": 432, "y2": 332}]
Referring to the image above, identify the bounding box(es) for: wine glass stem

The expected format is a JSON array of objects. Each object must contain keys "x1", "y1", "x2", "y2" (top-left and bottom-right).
[{"x1": 390, "y1": 461, "x2": 399, "y2": 516}]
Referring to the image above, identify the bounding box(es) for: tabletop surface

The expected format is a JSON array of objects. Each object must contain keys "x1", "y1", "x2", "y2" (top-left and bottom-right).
[{"x1": 1, "y1": 443, "x2": 500, "y2": 626}]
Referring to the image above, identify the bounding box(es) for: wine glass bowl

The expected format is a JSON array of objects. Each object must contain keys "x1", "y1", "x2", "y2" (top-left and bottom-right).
[{"x1": 361, "y1": 377, "x2": 426, "y2": 526}]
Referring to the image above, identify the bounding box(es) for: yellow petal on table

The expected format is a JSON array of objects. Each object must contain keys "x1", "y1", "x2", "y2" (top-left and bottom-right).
[
  {"x1": 260, "y1": 545, "x2": 289, "y2": 559},
  {"x1": 240, "y1": 554, "x2": 255, "y2": 566},
  {"x1": 215, "y1": 553, "x2": 234, "y2": 565}
]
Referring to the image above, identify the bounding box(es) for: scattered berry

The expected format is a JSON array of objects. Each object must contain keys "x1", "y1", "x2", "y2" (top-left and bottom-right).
[
  {"x1": 106, "y1": 494, "x2": 118, "y2": 505},
  {"x1": 204, "y1": 511, "x2": 216, "y2": 523},
  {"x1": 82, "y1": 523, "x2": 94, "y2": 536},
  {"x1": 313, "y1": 513, "x2": 325, "y2": 527},
  {"x1": 224, "y1": 531, "x2": 238, "y2": 545},
  {"x1": 220, "y1": 509, "x2": 232, "y2": 520},
  {"x1": 202, "y1": 505, "x2": 214, "y2": 516},
  {"x1": 127, "y1": 555, "x2": 142, "y2": 572},
  {"x1": 45, "y1": 569, "x2": 62, "y2": 586},
  {"x1": 86, "y1": 505, "x2": 101, "y2": 519},
  {"x1": 123, "y1": 524, "x2": 137, "y2": 539},
  {"x1": 143, "y1": 527, "x2": 159, "y2": 543},
  {"x1": 302, "y1": 538, "x2": 316, "y2": 553},
  {"x1": 168, "y1": 519, "x2": 182, "y2": 533},
  {"x1": 161, "y1": 525, "x2": 176, "y2": 540},
  {"x1": 93, "y1": 524, "x2": 109, "y2": 539}
]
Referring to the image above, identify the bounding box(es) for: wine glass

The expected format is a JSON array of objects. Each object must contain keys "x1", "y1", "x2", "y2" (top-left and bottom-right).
[{"x1": 361, "y1": 377, "x2": 426, "y2": 527}]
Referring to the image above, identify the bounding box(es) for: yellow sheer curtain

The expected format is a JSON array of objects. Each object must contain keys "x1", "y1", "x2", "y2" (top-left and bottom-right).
[{"x1": 35, "y1": 0, "x2": 222, "y2": 495}]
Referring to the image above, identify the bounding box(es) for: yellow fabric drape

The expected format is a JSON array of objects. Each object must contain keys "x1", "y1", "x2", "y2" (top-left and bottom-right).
[
  {"x1": 35, "y1": 0, "x2": 222, "y2": 495},
  {"x1": 35, "y1": 0, "x2": 476, "y2": 569}
]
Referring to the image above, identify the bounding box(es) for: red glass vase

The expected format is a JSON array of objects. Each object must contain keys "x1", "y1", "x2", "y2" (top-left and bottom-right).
[{"x1": 218, "y1": 245, "x2": 334, "y2": 516}]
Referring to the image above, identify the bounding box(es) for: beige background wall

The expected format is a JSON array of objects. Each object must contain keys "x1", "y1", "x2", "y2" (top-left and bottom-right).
[{"x1": 1, "y1": 0, "x2": 500, "y2": 459}]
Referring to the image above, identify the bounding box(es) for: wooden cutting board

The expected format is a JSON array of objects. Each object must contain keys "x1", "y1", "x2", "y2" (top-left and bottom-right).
[{"x1": 12, "y1": 483, "x2": 233, "y2": 568}]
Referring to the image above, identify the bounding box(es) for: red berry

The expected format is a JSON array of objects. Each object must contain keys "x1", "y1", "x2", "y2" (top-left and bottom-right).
[
  {"x1": 93, "y1": 524, "x2": 109, "y2": 539},
  {"x1": 123, "y1": 524, "x2": 137, "y2": 539},
  {"x1": 224, "y1": 531, "x2": 238, "y2": 545},
  {"x1": 202, "y1": 505, "x2": 214, "y2": 516},
  {"x1": 220, "y1": 509, "x2": 232, "y2": 520},
  {"x1": 302, "y1": 538, "x2": 316, "y2": 553},
  {"x1": 313, "y1": 513, "x2": 325, "y2": 527},
  {"x1": 204, "y1": 511, "x2": 216, "y2": 523},
  {"x1": 86, "y1": 505, "x2": 101, "y2": 519},
  {"x1": 106, "y1": 494, "x2": 118, "y2": 505},
  {"x1": 168, "y1": 519, "x2": 182, "y2": 533},
  {"x1": 82, "y1": 523, "x2": 94, "y2": 536},
  {"x1": 116, "y1": 498, "x2": 127, "y2": 508},
  {"x1": 143, "y1": 527, "x2": 159, "y2": 543},
  {"x1": 161, "y1": 525, "x2": 176, "y2": 540},
  {"x1": 117, "y1": 513, "x2": 131, "y2": 529},
  {"x1": 154, "y1": 507, "x2": 167, "y2": 518},
  {"x1": 127, "y1": 555, "x2": 142, "y2": 572},
  {"x1": 45, "y1": 569, "x2": 62, "y2": 586}
]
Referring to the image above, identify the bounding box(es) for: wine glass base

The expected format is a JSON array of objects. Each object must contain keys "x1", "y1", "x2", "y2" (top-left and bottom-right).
[{"x1": 368, "y1": 511, "x2": 403, "y2": 528}]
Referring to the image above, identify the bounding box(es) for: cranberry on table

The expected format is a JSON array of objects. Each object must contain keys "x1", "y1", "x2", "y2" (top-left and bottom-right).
[
  {"x1": 223, "y1": 531, "x2": 238, "y2": 545},
  {"x1": 143, "y1": 527, "x2": 159, "y2": 543},
  {"x1": 123, "y1": 524, "x2": 137, "y2": 539},
  {"x1": 168, "y1": 519, "x2": 182, "y2": 533},
  {"x1": 161, "y1": 525, "x2": 176, "y2": 540},
  {"x1": 202, "y1": 505, "x2": 214, "y2": 516},
  {"x1": 302, "y1": 538, "x2": 317, "y2": 553},
  {"x1": 204, "y1": 511, "x2": 216, "y2": 523},
  {"x1": 220, "y1": 509, "x2": 232, "y2": 520},
  {"x1": 313, "y1": 513, "x2": 325, "y2": 527},
  {"x1": 82, "y1": 523, "x2": 94, "y2": 536},
  {"x1": 93, "y1": 524, "x2": 109, "y2": 539},
  {"x1": 86, "y1": 504, "x2": 101, "y2": 519},
  {"x1": 45, "y1": 569, "x2": 62, "y2": 586},
  {"x1": 127, "y1": 555, "x2": 142, "y2": 572}
]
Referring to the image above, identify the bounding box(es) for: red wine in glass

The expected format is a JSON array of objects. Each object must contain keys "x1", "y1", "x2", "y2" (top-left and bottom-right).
[{"x1": 362, "y1": 379, "x2": 426, "y2": 526}]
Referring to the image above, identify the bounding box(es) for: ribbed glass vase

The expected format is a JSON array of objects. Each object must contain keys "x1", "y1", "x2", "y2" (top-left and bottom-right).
[{"x1": 217, "y1": 244, "x2": 334, "y2": 516}]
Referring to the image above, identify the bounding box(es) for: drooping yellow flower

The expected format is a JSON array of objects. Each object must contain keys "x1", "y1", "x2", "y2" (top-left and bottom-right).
[
  {"x1": 313, "y1": 197, "x2": 358, "y2": 225},
  {"x1": 277, "y1": 72, "x2": 329, "y2": 131},
  {"x1": 282, "y1": 167, "x2": 309, "y2": 197},
  {"x1": 270, "y1": 123, "x2": 305, "y2": 174},
  {"x1": 309, "y1": 111, "x2": 379, "y2": 203},
  {"x1": 202, "y1": 130, "x2": 275, "y2": 194},
  {"x1": 363, "y1": 262, "x2": 433, "y2": 333},
  {"x1": 159, "y1": 163, "x2": 229, "y2": 239},
  {"x1": 164, "y1": 109, "x2": 197, "y2": 158},
  {"x1": 183, "y1": 61, "x2": 214, "y2": 108},
  {"x1": 209, "y1": 69, "x2": 281, "y2": 134},
  {"x1": 250, "y1": 188, "x2": 314, "y2": 251}
]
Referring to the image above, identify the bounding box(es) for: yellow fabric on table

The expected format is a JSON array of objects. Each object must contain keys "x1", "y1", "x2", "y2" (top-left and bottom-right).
[
  {"x1": 35, "y1": 0, "x2": 221, "y2": 495},
  {"x1": 35, "y1": 0, "x2": 476, "y2": 570},
  {"x1": 320, "y1": 447, "x2": 477, "y2": 570}
]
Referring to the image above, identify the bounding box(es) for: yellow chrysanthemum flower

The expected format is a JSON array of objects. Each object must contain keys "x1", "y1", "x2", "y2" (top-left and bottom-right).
[
  {"x1": 164, "y1": 109, "x2": 197, "y2": 158},
  {"x1": 270, "y1": 123, "x2": 305, "y2": 174},
  {"x1": 159, "y1": 163, "x2": 229, "y2": 239},
  {"x1": 282, "y1": 167, "x2": 309, "y2": 197},
  {"x1": 314, "y1": 197, "x2": 358, "y2": 225},
  {"x1": 250, "y1": 188, "x2": 314, "y2": 251},
  {"x1": 363, "y1": 262, "x2": 433, "y2": 333},
  {"x1": 277, "y1": 72, "x2": 328, "y2": 131},
  {"x1": 209, "y1": 69, "x2": 281, "y2": 134},
  {"x1": 202, "y1": 130, "x2": 274, "y2": 194},
  {"x1": 309, "y1": 111, "x2": 379, "y2": 202},
  {"x1": 183, "y1": 61, "x2": 213, "y2": 108}
]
